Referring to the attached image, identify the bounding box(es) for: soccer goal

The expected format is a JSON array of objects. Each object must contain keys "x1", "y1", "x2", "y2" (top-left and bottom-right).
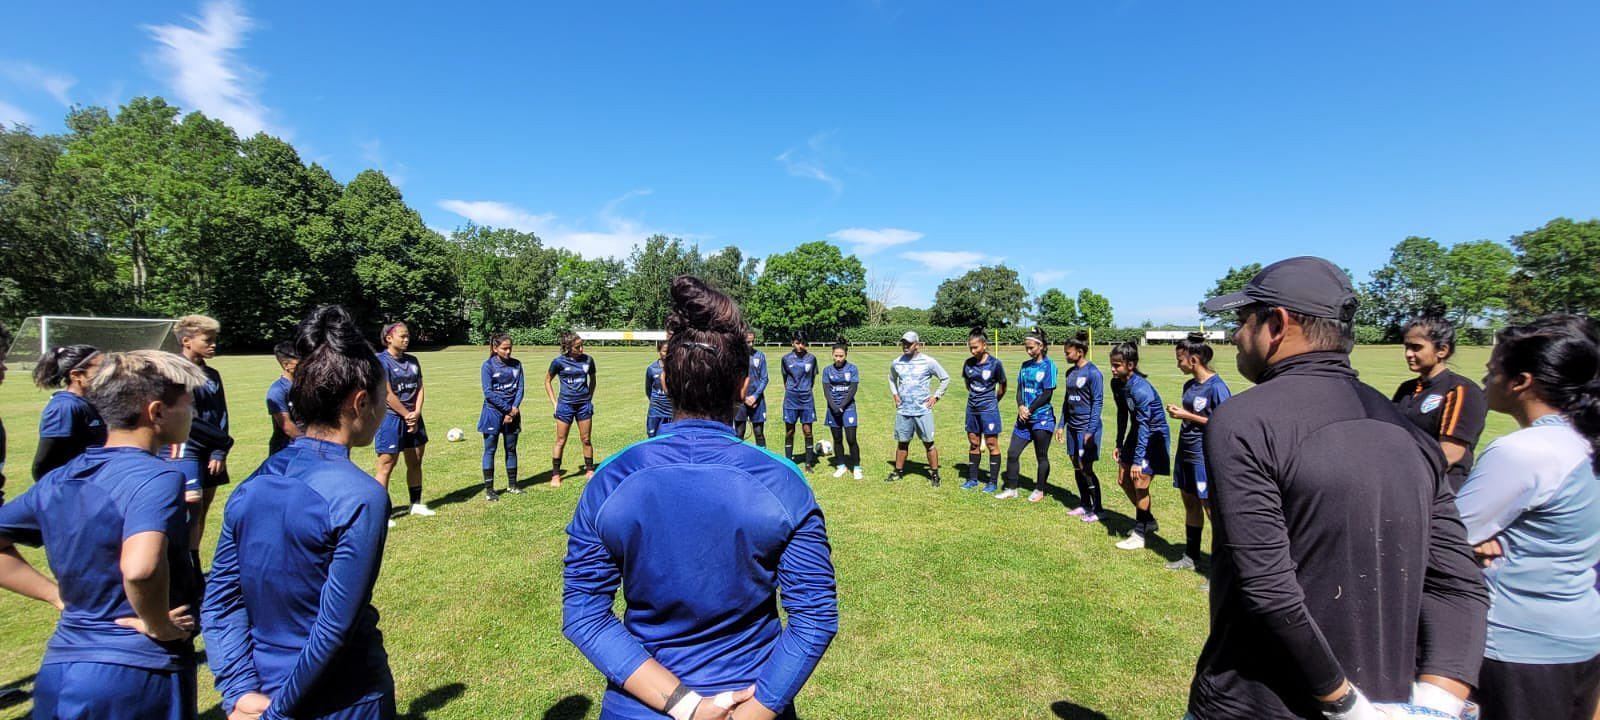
[{"x1": 6, "y1": 316, "x2": 180, "y2": 365}]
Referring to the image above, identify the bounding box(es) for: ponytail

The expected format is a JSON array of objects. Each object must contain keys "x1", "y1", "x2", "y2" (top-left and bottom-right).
[
  {"x1": 1110, "y1": 341, "x2": 1146, "y2": 377},
  {"x1": 1177, "y1": 331, "x2": 1214, "y2": 367},
  {"x1": 34, "y1": 344, "x2": 100, "y2": 389},
  {"x1": 293, "y1": 306, "x2": 384, "y2": 429},
  {"x1": 1494, "y1": 314, "x2": 1600, "y2": 471},
  {"x1": 1064, "y1": 330, "x2": 1090, "y2": 355}
]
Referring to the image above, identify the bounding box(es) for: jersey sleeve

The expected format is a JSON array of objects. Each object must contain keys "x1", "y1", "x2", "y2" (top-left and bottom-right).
[
  {"x1": 483, "y1": 362, "x2": 510, "y2": 414},
  {"x1": 1088, "y1": 368, "x2": 1104, "y2": 433},
  {"x1": 561, "y1": 479, "x2": 651, "y2": 686},
  {"x1": 1042, "y1": 361, "x2": 1057, "y2": 390},
  {"x1": 201, "y1": 491, "x2": 263, "y2": 713},
  {"x1": 1419, "y1": 450, "x2": 1491, "y2": 685},
  {"x1": 1132, "y1": 383, "x2": 1156, "y2": 463},
  {"x1": 0, "y1": 484, "x2": 44, "y2": 546},
  {"x1": 754, "y1": 500, "x2": 839, "y2": 712},
  {"x1": 1454, "y1": 439, "x2": 1542, "y2": 544},
  {"x1": 1439, "y1": 382, "x2": 1487, "y2": 448},
  {"x1": 994, "y1": 359, "x2": 1007, "y2": 387},
  {"x1": 931, "y1": 358, "x2": 951, "y2": 399},
  {"x1": 265, "y1": 384, "x2": 290, "y2": 416},
  {"x1": 122, "y1": 468, "x2": 186, "y2": 540},
  {"x1": 548, "y1": 358, "x2": 562, "y2": 379},
  {"x1": 38, "y1": 399, "x2": 72, "y2": 438},
  {"x1": 512, "y1": 363, "x2": 526, "y2": 407},
  {"x1": 749, "y1": 355, "x2": 768, "y2": 396}
]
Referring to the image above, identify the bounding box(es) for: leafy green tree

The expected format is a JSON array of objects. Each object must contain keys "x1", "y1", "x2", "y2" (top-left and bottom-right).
[
  {"x1": 451, "y1": 224, "x2": 561, "y2": 340},
  {"x1": 1509, "y1": 218, "x2": 1600, "y2": 317},
  {"x1": 929, "y1": 264, "x2": 1028, "y2": 329},
  {"x1": 1034, "y1": 288, "x2": 1077, "y2": 327},
  {"x1": 701, "y1": 246, "x2": 759, "y2": 306},
  {"x1": 746, "y1": 241, "x2": 867, "y2": 338},
  {"x1": 332, "y1": 170, "x2": 461, "y2": 339},
  {"x1": 1076, "y1": 288, "x2": 1114, "y2": 329},
  {"x1": 1198, "y1": 263, "x2": 1262, "y2": 324},
  {"x1": 550, "y1": 252, "x2": 628, "y2": 329},
  {"x1": 0, "y1": 126, "x2": 117, "y2": 322},
  {"x1": 1441, "y1": 240, "x2": 1514, "y2": 324},
  {"x1": 1361, "y1": 236, "x2": 1448, "y2": 330},
  {"x1": 885, "y1": 306, "x2": 930, "y2": 325},
  {"x1": 623, "y1": 235, "x2": 703, "y2": 328}
]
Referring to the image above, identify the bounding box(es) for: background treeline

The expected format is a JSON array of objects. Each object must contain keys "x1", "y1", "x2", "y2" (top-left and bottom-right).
[{"x1": 3, "y1": 98, "x2": 1597, "y2": 349}]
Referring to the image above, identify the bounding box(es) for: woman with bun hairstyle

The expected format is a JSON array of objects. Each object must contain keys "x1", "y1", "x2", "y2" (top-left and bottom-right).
[
  {"x1": 1057, "y1": 331, "x2": 1105, "y2": 522},
  {"x1": 547, "y1": 331, "x2": 598, "y2": 487},
  {"x1": 480, "y1": 332, "x2": 524, "y2": 502},
  {"x1": 1393, "y1": 315, "x2": 1489, "y2": 492},
  {"x1": 203, "y1": 305, "x2": 396, "y2": 720},
  {"x1": 1110, "y1": 341, "x2": 1170, "y2": 551},
  {"x1": 1164, "y1": 332, "x2": 1231, "y2": 576},
  {"x1": 374, "y1": 321, "x2": 432, "y2": 519},
  {"x1": 1, "y1": 350, "x2": 205, "y2": 719},
  {"x1": 1455, "y1": 314, "x2": 1600, "y2": 720},
  {"x1": 32, "y1": 343, "x2": 107, "y2": 480},
  {"x1": 996, "y1": 328, "x2": 1057, "y2": 503},
  {"x1": 563, "y1": 276, "x2": 838, "y2": 720}
]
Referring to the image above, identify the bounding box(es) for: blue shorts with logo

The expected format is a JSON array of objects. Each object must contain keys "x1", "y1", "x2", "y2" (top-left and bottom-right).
[
  {"x1": 1013, "y1": 414, "x2": 1058, "y2": 439},
  {"x1": 824, "y1": 406, "x2": 858, "y2": 428},
  {"x1": 646, "y1": 415, "x2": 671, "y2": 438},
  {"x1": 554, "y1": 401, "x2": 594, "y2": 424},
  {"x1": 1118, "y1": 434, "x2": 1170, "y2": 477},
  {"x1": 166, "y1": 446, "x2": 229, "y2": 495},
  {"x1": 735, "y1": 396, "x2": 767, "y2": 424},
  {"x1": 783, "y1": 403, "x2": 817, "y2": 425},
  {"x1": 965, "y1": 409, "x2": 1003, "y2": 436},
  {"x1": 1064, "y1": 426, "x2": 1102, "y2": 464},
  {"x1": 375, "y1": 414, "x2": 428, "y2": 455},
  {"x1": 1174, "y1": 455, "x2": 1209, "y2": 499},
  {"x1": 34, "y1": 661, "x2": 198, "y2": 720}
]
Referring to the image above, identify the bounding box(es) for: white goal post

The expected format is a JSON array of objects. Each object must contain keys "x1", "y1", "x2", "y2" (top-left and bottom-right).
[
  {"x1": 577, "y1": 330, "x2": 667, "y2": 343},
  {"x1": 1142, "y1": 330, "x2": 1226, "y2": 344},
  {"x1": 7, "y1": 316, "x2": 180, "y2": 364}
]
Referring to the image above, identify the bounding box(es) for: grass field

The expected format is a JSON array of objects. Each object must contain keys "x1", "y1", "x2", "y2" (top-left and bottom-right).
[{"x1": 0, "y1": 343, "x2": 1512, "y2": 720}]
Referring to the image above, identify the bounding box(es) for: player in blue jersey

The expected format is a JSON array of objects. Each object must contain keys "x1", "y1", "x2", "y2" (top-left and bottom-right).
[
  {"x1": 31, "y1": 343, "x2": 106, "y2": 480},
  {"x1": 735, "y1": 328, "x2": 769, "y2": 448},
  {"x1": 822, "y1": 340, "x2": 862, "y2": 479},
  {"x1": 997, "y1": 328, "x2": 1059, "y2": 503},
  {"x1": 203, "y1": 305, "x2": 396, "y2": 720},
  {"x1": 961, "y1": 328, "x2": 1008, "y2": 492},
  {"x1": 164, "y1": 315, "x2": 235, "y2": 583},
  {"x1": 780, "y1": 333, "x2": 820, "y2": 472},
  {"x1": 1110, "y1": 342, "x2": 1171, "y2": 551},
  {"x1": 480, "y1": 332, "x2": 525, "y2": 502},
  {"x1": 1164, "y1": 332, "x2": 1231, "y2": 576},
  {"x1": 563, "y1": 276, "x2": 837, "y2": 720},
  {"x1": 1, "y1": 350, "x2": 205, "y2": 720},
  {"x1": 375, "y1": 321, "x2": 432, "y2": 522},
  {"x1": 547, "y1": 331, "x2": 598, "y2": 487},
  {"x1": 265, "y1": 340, "x2": 303, "y2": 457},
  {"x1": 645, "y1": 341, "x2": 673, "y2": 438},
  {"x1": 1056, "y1": 332, "x2": 1106, "y2": 523}
]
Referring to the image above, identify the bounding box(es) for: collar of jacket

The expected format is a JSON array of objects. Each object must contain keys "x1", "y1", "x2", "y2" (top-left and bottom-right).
[{"x1": 1256, "y1": 350, "x2": 1358, "y2": 384}]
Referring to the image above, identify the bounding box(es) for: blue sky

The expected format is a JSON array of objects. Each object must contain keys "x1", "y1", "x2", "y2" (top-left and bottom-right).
[{"x1": 4, "y1": 1, "x2": 1598, "y2": 324}]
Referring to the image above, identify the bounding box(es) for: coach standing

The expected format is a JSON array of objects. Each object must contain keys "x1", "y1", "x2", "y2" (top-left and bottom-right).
[{"x1": 1187, "y1": 257, "x2": 1488, "y2": 720}]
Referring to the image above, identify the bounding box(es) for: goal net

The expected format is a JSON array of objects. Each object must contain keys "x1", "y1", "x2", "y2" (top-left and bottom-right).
[{"x1": 6, "y1": 316, "x2": 180, "y2": 366}]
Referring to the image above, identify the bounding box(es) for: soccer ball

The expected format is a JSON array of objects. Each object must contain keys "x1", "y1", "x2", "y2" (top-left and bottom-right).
[
  {"x1": 815, "y1": 439, "x2": 833, "y2": 456},
  {"x1": 446, "y1": 428, "x2": 465, "y2": 442}
]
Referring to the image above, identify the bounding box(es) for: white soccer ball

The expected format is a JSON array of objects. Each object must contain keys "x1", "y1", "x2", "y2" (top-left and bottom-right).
[
  {"x1": 815, "y1": 439, "x2": 833, "y2": 456},
  {"x1": 446, "y1": 427, "x2": 465, "y2": 443}
]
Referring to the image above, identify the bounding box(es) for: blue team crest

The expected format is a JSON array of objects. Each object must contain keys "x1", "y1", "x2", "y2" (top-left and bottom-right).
[
  {"x1": 752, "y1": 357, "x2": 761, "y2": 368},
  {"x1": 1194, "y1": 397, "x2": 1208, "y2": 412},
  {"x1": 981, "y1": 369, "x2": 992, "y2": 380},
  {"x1": 1075, "y1": 376, "x2": 1086, "y2": 388},
  {"x1": 1420, "y1": 394, "x2": 1444, "y2": 414},
  {"x1": 846, "y1": 372, "x2": 854, "y2": 381},
  {"x1": 1035, "y1": 369, "x2": 1046, "y2": 382}
]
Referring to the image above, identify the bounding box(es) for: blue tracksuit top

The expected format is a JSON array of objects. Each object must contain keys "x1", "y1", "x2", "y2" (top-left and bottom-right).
[
  {"x1": 780, "y1": 351, "x2": 818, "y2": 409},
  {"x1": 645, "y1": 360, "x2": 673, "y2": 419},
  {"x1": 201, "y1": 436, "x2": 392, "y2": 719},
  {"x1": 479, "y1": 355, "x2": 526, "y2": 432},
  {"x1": 0, "y1": 446, "x2": 194, "y2": 671},
  {"x1": 1062, "y1": 361, "x2": 1104, "y2": 433},
  {"x1": 1117, "y1": 373, "x2": 1169, "y2": 466},
  {"x1": 562, "y1": 418, "x2": 839, "y2": 718},
  {"x1": 745, "y1": 350, "x2": 769, "y2": 401}
]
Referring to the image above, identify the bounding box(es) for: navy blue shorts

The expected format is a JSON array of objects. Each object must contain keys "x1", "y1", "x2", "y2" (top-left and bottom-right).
[
  {"x1": 34, "y1": 661, "x2": 198, "y2": 720},
  {"x1": 1174, "y1": 456, "x2": 1209, "y2": 499},
  {"x1": 783, "y1": 404, "x2": 817, "y2": 425},
  {"x1": 476, "y1": 404, "x2": 521, "y2": 434},
  {"x1": 1118, "y1": 434, "x2": 1170, "y2": 477},
  {"x1": 646, "y1": 416, "x2": 671, "y2": 437},
  {"x1": 1064, "y1": 427, "x2": 1101, "y2": 464},
  {"x1": 1013, "y1": 415, "x2": 1057, "y2": 439},
  {"x1": 965, "y1": 409, "x2": 1003, "y2": 436},
  {"x1": 166, "y1": 447, "x2": 229, "y2": 495},
  {"x1": 736, "y1": 397, "x2": 767, "y2": 424},
  {"x1": 375, "y1": 414, "x2": 428, "y2": 455},
  {"x1": 823, "y1": 406, "x2": 858, "y2": 428},
  {"x1": 554, "y1": 401, "x2": 594, "y2": 424}
]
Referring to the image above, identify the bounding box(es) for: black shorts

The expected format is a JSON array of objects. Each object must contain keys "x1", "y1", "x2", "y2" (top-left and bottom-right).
[{"x1": 1476, "y1": 654, "x2": 1600, "y2": 720}]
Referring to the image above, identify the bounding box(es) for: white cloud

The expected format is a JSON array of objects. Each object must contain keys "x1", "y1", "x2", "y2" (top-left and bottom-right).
[
  {"x1": 438, "y1": 190, "x2": 669, "y2": 260},
  {"x1": 900, "y1": 250, "x2": 998, "y2": 274},
  {"x1": 1031, "y1": 270, "x2": 1069, "y2": 286},
  {"x1": 776, "y1": 132, "x2": 842, "y2": 195},
  {"x1": 359, "y1": 139, "x2": 409, "y2": 187},
  {"x1": 145, "y1": 0, "x2": 279, "y2": 138},
  {"x1": 0, "y1": 62, "x2": 76, "y2": 106},
  {"x1": 828, "y1": 227, "x2": 922, "y2": 255},
  {"x1": 0, "y1": 99, "x2": 35, "y2": 127}
]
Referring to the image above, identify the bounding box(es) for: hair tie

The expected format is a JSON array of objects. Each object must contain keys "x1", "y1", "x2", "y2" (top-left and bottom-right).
[{"x1": 682, "y1": 341, "x2": 720, "y2": 356}]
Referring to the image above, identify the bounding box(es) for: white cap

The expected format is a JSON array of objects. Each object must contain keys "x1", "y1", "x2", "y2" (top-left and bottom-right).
[{"x1": 901, "y1": 330, "x2": 920, "y2": 343}]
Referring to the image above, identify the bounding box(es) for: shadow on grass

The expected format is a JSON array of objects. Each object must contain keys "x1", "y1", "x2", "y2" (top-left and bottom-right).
[
  {"x1": 1051, "y1": 699, "x2": 1111, "y2": 719},
  {"x1": 401, "y1": 682, "x2": 467, "y2": 719},
  {"x1": 542, "y1": 694, "x2": 592, "y2": 720},
  {"x1": 0, "y1": 673, "x2": 36, "y2": 711}
]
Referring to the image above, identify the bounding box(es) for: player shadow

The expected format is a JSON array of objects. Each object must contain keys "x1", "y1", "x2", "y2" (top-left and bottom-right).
[
  {"x1": 541, "y1": 694, "x2": 592, "y2": 720},
  {"x1": 0, "y1": 673, "x2": 36, "y2": 711},
  {"x1": 400, "y1": 681, "x2": 467, "y2": 719},
  {"x1": 882, "y1": 459, "x2": 939, "y2": 481},
  {"x1": 1050, "y1": 699, "x2": 1112, "y2": 719}
]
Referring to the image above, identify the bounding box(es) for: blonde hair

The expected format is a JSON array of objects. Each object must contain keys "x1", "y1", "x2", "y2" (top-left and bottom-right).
[
  {"x1": 173, "y1": 314, "x2": 221, "y2": 340},
  {"x1": 87, "y1": 350, "x2": 208, "y2": 430}
]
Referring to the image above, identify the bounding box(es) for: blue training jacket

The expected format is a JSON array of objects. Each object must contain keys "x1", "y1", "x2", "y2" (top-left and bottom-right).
[
  {"x1": 201, "y1": 436, "x2": 393, "y2": 719},
  {"x1": 562, "y1": 418, "x2": 839, "y2": 718}
]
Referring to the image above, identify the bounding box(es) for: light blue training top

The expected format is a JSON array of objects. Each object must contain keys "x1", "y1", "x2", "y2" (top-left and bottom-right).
[{"x1": 1455, "y1": 414, "x2": 1600, "y2": 664}]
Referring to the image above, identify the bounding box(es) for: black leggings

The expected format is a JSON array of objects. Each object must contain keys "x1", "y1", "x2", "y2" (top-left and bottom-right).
[
  {"x1": 829, "y1": 426, "x2": 860, "y2": 467},
  {"x1": 735, "y1": 420, "x2": 766, "y2": 447},
  {"x1": 1073, "y1": 460, "x2": 1103, "y2": 513},
  {"x1": 1004, "y1": 429, "x2": 1053, "y2": 491}
]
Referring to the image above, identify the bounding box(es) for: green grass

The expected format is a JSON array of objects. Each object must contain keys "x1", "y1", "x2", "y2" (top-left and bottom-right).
[{"x1": 0, "y1": 344, "x2": 1510, "y2": 720}]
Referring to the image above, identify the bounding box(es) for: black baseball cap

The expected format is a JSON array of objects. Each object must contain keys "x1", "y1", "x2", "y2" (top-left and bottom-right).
[{"x1": 1202, "y1": 256, "x2": 1358, "y2": 321}]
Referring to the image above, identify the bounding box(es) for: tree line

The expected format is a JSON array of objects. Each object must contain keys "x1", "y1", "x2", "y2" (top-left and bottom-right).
[{"x1": 3, "y1": 97, "x2": 1595, "y2": 348}]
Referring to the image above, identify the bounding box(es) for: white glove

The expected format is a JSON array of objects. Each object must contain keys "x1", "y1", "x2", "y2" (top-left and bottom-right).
[
  {"x1": 1371, "y1": 704, "x2": 1457, "y2": 719},
  {"x1": 1323, "y1": 686, "x2": 1386, "y2": 720}
]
